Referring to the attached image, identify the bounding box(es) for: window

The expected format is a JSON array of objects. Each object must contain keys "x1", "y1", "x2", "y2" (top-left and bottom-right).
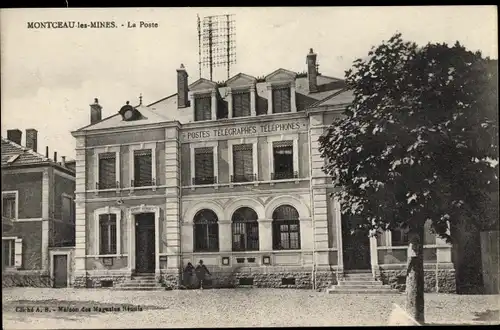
[
  {"x1": 2, "y1": 192, "x2": 17, "y2": 220},
  {"x1": 272, "y1": 205, "x2": 301, "y2": 250},
  {"x1": 98, "y1": 152, "x2": 117, "y2": 189},
  {"x1": 193, "y1": 210, "x2": 219, "y2": 252},
  {"x1": 232, "y1": 207, "x2": 259, "y2": 251},
  {"x1": 133, "y1": 149, "x2": 153, "y2": 187},
  {"x1": 2, "y1": 239, "x2": 15, "y2": 268},
  {"x1": 272, "y1": 141, "x2": 295, "y2": 180},
  {"x1": 62, "y1": 195, "x2": 74, "y2": 224},
  {"x1": 99, "y1": 214, "x2": 117, "y2": 255},
  {"x1": 272, "y1": 86, "x2": 291, "y2": 113},
  {"x1": 194, "y1": 147, "x2": 216, "y2": 185},
  {"x1": 194, "y1": 94, "x2": 212, "y2": 121},
  {"x1": 233, "y1": 91, "x2": 251, "y2": 118},
  {"x1": 232, "y1": 144, "x2": 254, "y2": 182},
  {"x1": 391, "y1": 227, "x2": 409, "y2": 246}
]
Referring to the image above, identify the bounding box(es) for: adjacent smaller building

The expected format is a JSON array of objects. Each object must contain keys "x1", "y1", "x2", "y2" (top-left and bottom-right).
[{"x1": 2, "y1": 129, "x2": 76, "y2": 288}]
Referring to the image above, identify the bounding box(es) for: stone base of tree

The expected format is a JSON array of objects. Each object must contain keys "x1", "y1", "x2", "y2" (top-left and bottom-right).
[{"x1": 379, "y1": 263, "x2": 456, "y2": 293}]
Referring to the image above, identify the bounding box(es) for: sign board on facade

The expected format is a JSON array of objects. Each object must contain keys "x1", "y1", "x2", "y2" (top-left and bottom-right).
[{"x1": 182, "y1": 120, "x2": 307, "y2": 142}]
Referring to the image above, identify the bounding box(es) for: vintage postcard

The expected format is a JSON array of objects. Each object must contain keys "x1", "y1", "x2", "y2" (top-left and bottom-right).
[{"x1": 1, "y1": 6, "x2": 499, "y2": 329}]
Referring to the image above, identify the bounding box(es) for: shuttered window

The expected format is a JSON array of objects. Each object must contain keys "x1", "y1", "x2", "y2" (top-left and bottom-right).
[
  {"x1": 391, "y1": 227, "x2": 409, "y2": 246},
  {"x1": 194, "y1": 94, "x2": 212, "y2": 121},
  {"x1": 99, "y1": 214, "x2": 117, "y2": 255},
  {"x1": 2, "y1": 193, "x2": 16, "y2": 219},
  {"x1": 272, "y1": 86, "x2": 291, "y2": 113},
  {"x1": 62, "y1": 196, "x2": 74, "y2": 224},
  {"x1": 232, "y1": 144, "x2": 254, "y2": 182},
  {"x1": 233, "y1": 91, "x2": 251, "y2": 117},
  {"x1": 272, "y1": 205, "x2": 301, "y2": 250},
  {"x1": 134, "y1": 149, "x2": 153, "y2": 187},
  {"x1": 273, "y1": 141, "x2": 294, "y2": 180},
  {"x1": 193, "y1": 210, "x2": 219, "y2": 252},
  {"x1": 98, "y1": 153, "x2": 116, "y2": 189},
  {"x1": 194, "y1": 147, "x2": 215, "y2": 185},
  {"x1": 232, "y1": 207, "x2": 259, "y2": 251},
  {"x1": 2, "y1": 239, "x2": 15, "y2": 268}
]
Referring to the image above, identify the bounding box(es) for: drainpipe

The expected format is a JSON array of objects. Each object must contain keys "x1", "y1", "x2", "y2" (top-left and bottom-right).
[{"x1": 307, "y1": 122, "x2": 316, "y2": 291}]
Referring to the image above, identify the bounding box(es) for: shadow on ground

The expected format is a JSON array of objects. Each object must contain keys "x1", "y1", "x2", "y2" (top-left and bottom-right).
[{"x1": 3, "y1": 299, "x2": 166, "y2": 322}]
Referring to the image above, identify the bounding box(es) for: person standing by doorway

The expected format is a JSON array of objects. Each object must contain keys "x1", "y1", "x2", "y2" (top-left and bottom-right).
[{"x1": 195, "y1": 260, "x2": 211, "y2": 289}]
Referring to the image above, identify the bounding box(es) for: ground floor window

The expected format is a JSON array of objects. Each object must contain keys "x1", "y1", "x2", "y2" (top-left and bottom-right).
[
  {"x1": 272, "y1": 205, "x2": 301, "y2": 250},
  {"x1": 2, "y1": 239, "x2": 15, "y2": 268},
  {"x1": 99, "y1": 214, "x2": 117, "y2": 254},
  {"x1": 193, "y1": 209, "x2": 219, "y2": 252},
  {"x1": 232, "y1": 207, "x2": 259, "y2": 251}
]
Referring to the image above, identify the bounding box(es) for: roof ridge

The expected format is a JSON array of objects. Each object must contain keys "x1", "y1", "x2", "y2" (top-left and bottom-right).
[
  {"x1": 307, "y1": 88, "x2": 348, "y2": 108},
  {"x1": 1, "y1": 137, "x2": 52, "y2": 162}
]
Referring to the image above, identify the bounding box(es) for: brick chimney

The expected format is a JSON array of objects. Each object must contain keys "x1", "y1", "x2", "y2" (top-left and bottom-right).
[
  {"x1": 306, "y1": 48, "x2": 318, "y2": 93},
  {"x1": 177, "y1": 64, "x2": 189, "y2": 108},
  {"x1": 90, "y1": 98, "x2": 102, "y2": 124},
  {"x1": 26, "y1": 129, "x2": 38, "y2": 152},
  {"x1": 7, "y1": 129, "x2": 22, "y2": 145}
]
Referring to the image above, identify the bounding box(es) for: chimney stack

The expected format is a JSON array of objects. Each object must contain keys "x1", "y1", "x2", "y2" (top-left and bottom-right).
[
  {"x1": 46, "y1": 146, "x2": 49, "y2": 158},
  {"x1": 177, "y1": 64, "x2": 189, "y2": 108},
  {"x1": 53, "y1": 151, "x2": 57, "y2": 162},
  {"x1": 26, "y1": 129, "x2": 38, "y2": 152},
  {"x1": 61, "y1": 156, "x2": 66, "y2": 167},
  {"x1": 90, "y1": 98, "x2": 102, "y2": 124},
  {"x1": 306, "y1": 48, "x2": 318, "y2": 93},
  {"x1": 7, "y1": 129, "x2": 22, "y2": 145}
]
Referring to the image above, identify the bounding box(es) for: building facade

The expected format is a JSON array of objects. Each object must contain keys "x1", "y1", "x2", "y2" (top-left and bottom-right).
[
  {"x1": 2, "y1": 129, "x2": 76, "y2": 288},
  {"x1": 71, "y1": 49, "x2": 455, "y2": 291}
]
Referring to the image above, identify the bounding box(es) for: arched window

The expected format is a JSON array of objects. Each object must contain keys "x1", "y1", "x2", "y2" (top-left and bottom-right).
[
  {"x1": 193, "y1": 209, "x2": 219, "y2": 252},
  {"x1": 272, "y1": 205, "x2": 300, "y2": 250},
  {"x1": 232, "y1": 207, "x2": 259, "y2": 251}
]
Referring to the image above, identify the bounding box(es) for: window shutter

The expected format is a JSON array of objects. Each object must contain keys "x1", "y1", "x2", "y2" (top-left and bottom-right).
[
  {"x1": 272, "y1": 89, "x2": 283, "y2": 113},
  {"x1": 14, "y1": 238, "x2": 22, "y2": 268},
  {"x1": 233, "y1": 144, "x2": 253, "y2": 181},
  {"x1": 99, "y1": 214, "x2": 117, "y2": 254},
  {"x1": 281, "y1": 87, "x2": 291, "y2": 113},
  {"x1": 99, "y1": 153, "x2": 116, "y2": 189},
  {"x1": 273, "y1": 141, "x2": 294, "y2": 178},
  {"x1": 134, "y1": 149, "x2": 152, "y2": 186},
  {"x1": 195, "y1": 94, "x2": 212, "y2": 121},
  {"x1": 194, "y1": 148, "x2": 214, "y2": 183},
  {"x1": 233, "y1": 91, "x2": 250, "y2": 117}
]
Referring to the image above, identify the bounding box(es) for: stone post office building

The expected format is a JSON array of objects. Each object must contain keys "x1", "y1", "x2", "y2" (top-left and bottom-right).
[{"x1": 71, "y1": 49, "x2": 455, "y2": 291}]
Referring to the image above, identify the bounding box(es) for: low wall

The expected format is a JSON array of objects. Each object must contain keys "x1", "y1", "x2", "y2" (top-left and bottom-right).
[{"x1": 2, "y1": 272, "x2": 52, "y2": 288}]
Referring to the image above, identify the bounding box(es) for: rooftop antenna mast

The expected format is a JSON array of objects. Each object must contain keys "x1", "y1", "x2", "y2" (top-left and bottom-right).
[
  {"x1": 199, "y1": 14, "x2": 236, "y2": 81},
  {"x1": 197, "y1": 14, "x2": 202, "y2": 79}
]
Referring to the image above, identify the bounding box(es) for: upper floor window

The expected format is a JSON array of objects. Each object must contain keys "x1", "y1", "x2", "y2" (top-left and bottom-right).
[
  {"x1": 272, "y1": 86, "x2": 291, "y2": 114},
  {"x1": 232, "y1": 144, "x2": 255, "y2": 183},
  {"x1": 272, "y1": 205, "x2": 301, "y2": 250},
  {"x1": 62, "y1": 195, "x2": 74, "y2": 224},
  {"x1": 272, "y1": 141, "x2": 296, "y2": 180},
  {"x1": 99, "y1": 214, "x2": 117, "y2": 255},
  {"x1": 2, "y1": 191, "x2": 17, "y2": 220},
  {"x1": 232, "y1": 91, "x2": 251, "y2": 118},
  {"x1": 391, "y1": 227, "x2": 409, "y2": 246},
  {"x1": 98, "y1": 152, "x2": 117, "y2": 189},
  {"x1": 2, "y1": 239, "x2": 15, "y2": 268},
  {"x1": 194, "y1": 147, "x2": 216, "y2": 185},
  {"x1": 194, "y1": 94, "x2": 212, "y2": 121},
  {"x1": 193, "y1": 209, "x2": 219, "y2": 252},
  {"x1": 232, "y1": 207, "x2": 259, "y2": 251},
  {"x1": 133, "y1": 149, "x2": 153, "y2": 187}
]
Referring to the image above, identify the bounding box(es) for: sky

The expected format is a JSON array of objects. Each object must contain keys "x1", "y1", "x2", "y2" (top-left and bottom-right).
[{"x1": 1, "y1": 6, "x2": 497, "y2": 159}]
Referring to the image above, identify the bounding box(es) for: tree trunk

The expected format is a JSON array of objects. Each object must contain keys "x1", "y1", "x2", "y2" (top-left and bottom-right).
[{"x1": 405, "y1": 225, "x2": 425, "y2": 324}]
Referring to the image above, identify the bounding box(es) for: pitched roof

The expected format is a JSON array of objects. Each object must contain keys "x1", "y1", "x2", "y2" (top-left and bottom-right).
[
  {"x1": 78, "y1": 72, "x2": 353, "y2": 132},
  {"x1": 1, "y1": 137, "x2": 74, "y2": 172}
]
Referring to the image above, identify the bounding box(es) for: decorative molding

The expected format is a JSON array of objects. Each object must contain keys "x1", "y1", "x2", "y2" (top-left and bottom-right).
[
  {"x1": 189, "y1": 141, "x2": 219, "y2": 185},
  {"x1": 129, "y1": 142, "x2": 157, "y2": 191},
  {"x1": 223, "y1": 197, "x2": 266, "y2": 220},
  {"x1": 266, "y1": 134, "x2": 300, "y2": 181},
  {"x1": 182, "y1": 200, "x2": 224, "y2": 224},
  {"x1": 264, "y1": 194, "x2": 311, "y2": 219},
  {"x1": 93, "y1": 206, "x2": 122, "y2": 256},
  {"x1": 94, "y1": 145, "x2": 121, "y2": 190},
  {"x1": 227, "y1": 138, "x2": 259, "y2": 181},
  {"x1": 1, "y1": 190, "x2": 19, "y2": 220}
]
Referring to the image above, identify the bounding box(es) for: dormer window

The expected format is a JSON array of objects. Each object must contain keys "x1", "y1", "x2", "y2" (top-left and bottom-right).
[
  {"x1": 119, "y1": 101, "x2": 141, "y2": 121},
  {"x1": 194, "y1": 93, "x2": 212, "y2": 121},
  {"x1": 272, "y1": 85, "x2": 291, "y2": 114},
  {"x1": 232, "y1": 90, "x2": 251, "y2": 118}
]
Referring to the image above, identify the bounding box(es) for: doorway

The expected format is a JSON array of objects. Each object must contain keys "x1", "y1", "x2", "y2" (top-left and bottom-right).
[
  {"x1": 135, "y1": 213, "x2": 156, "y2": 274},
  {"x1": 53, "y1": 254, "x2": 68, "y2": 288},
  {"x1": 342, "y1": 214, "x2": 371, "y2": 270}
]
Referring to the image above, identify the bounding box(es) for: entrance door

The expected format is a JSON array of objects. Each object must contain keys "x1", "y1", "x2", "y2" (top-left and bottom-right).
[
  {"x1": 135, "y1": 213, "x2": 155, "y2": 273},
  {"x1": 342, "y1": 215, "x2": 371, "y2": 270},
  {"x1": 53, "y1": 255, "x2": 68, "y2": 288}
]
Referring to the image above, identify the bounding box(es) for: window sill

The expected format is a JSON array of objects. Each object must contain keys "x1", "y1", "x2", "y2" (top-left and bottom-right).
[
  {"x1": 86, "y1": 254, "x2": 128, "y2": 259},
  {"x1": 88, "y1": 186, "x2": 164, "y2": 193}
]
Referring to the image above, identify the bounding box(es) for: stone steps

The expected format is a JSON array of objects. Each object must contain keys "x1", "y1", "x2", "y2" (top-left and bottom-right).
[
  {"x1": 327, "y1": 271, "x2": 400, "y2": 294},
  {"x1": 113, "y1": 274, "x2": 164, "y2": 291}
]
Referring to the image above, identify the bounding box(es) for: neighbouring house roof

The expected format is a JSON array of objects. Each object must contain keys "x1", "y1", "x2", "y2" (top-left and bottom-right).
[
  {"x1": 1, "y1": 137, "x2": 75, "y2": 174},
  {"x1": 78, "y1": 72, "x2": 354, "y2": 132}
]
